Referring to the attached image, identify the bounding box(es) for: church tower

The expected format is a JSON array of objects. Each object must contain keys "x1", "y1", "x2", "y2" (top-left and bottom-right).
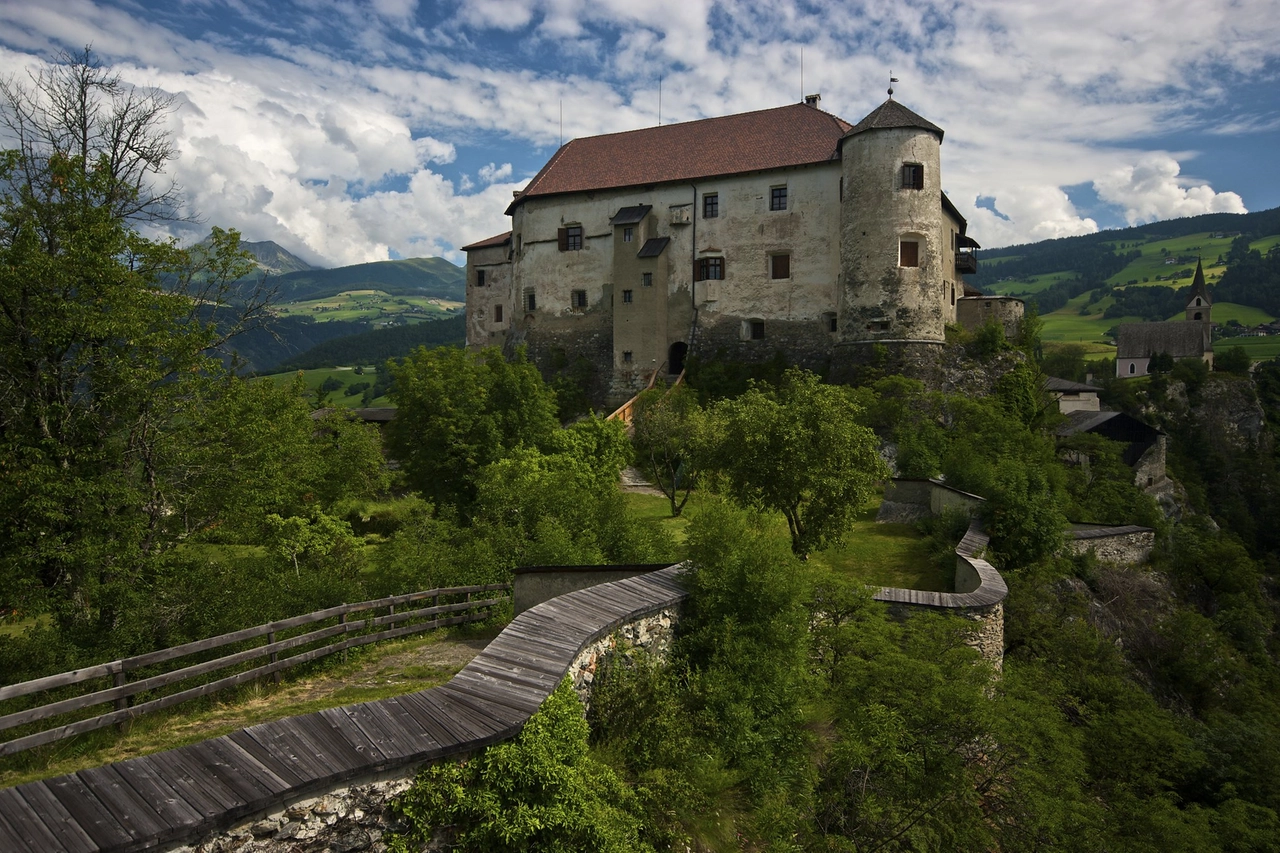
[
  {"x1": 835, "y1": 98, "x2": 949, "y2": 372},
  {"x1": 1185, "y1": 259, "x2": 1211, "y2": 323}
]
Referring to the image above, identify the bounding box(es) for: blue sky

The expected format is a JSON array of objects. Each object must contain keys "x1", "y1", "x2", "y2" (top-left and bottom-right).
[{"x1": 1, "y1": 0, "x2": 1277, "y2": 267}]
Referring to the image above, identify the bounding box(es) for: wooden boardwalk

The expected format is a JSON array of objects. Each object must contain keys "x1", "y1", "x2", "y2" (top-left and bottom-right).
[{"x1": 0, "y1": 566, "x2": 687, "y2": 853}]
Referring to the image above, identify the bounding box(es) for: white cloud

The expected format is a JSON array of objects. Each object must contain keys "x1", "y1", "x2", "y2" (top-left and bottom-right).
[
  {"x1": 1093, "y1": 153, "x2": 1247, "y2": 226},
  {"x1": 478, "y1": 162, "x2": 512, "y2": 183}
]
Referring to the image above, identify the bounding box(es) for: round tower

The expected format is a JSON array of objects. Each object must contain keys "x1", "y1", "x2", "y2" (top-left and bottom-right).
[{"x1": 835, "y1": 99, "x2": 948, "y2": 374}]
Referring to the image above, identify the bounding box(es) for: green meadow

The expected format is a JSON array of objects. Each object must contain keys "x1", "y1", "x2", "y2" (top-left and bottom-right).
[
  {"x1": 273, "y1": 289, "x2": 463, "y2": 324},
  {"x1": 261, "y1": 366, "x2": 391, "y2": 407}
]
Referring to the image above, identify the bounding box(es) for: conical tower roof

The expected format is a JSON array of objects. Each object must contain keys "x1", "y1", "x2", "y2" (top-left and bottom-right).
[
  {"x1": 1187, "y1": 258, "x2": 1210, "y2": 306},
  {"x1": 842, "y1": 99, "x2": 944, "y2": 143}
]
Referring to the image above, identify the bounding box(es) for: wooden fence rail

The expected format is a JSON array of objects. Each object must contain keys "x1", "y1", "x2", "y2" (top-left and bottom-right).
[{"x1": 0, "y1": 583, "x2": 511, "y2": 757}]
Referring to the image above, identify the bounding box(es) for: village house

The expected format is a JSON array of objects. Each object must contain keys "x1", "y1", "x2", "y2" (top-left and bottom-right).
[
  {"x1": 464, "y1": 95, "x2": 1012, "y2": 402},
  {"x1": 1115, "y1": 259, "x2": 1214, "y2": 377}
]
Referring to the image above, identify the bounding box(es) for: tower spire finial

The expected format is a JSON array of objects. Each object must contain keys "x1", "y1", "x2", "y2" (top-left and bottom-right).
[{"x1": 888, "y1": 71, "x2": 899, "y2": 99}]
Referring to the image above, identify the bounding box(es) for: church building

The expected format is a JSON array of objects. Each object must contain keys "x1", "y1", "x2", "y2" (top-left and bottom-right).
[
  {"x1": 464, "y1": 95, "x2": 1001, "y2": 401},
  {"x1": 1115, "y1": 260, "x2": 1214, "y2": 377}
]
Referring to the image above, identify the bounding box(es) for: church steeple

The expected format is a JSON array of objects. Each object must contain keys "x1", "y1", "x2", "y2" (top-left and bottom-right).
[{"x1": 1186, "y1": 259, "x2": 1211, "y2": 323}]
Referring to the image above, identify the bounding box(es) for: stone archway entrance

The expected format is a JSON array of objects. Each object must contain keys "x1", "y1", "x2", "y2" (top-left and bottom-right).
[{"x1": 668, "y1": 341, "x2": 688, "y2": 375}]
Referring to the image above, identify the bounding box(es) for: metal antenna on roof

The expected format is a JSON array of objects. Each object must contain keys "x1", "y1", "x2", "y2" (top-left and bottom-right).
[
  {"x1": 559, "y1": 100, "x2": 563, "y2": 148},
  {"x1": 888, "y1": 71, "x2": 899, "y2": 99},
  {"x1": 800, "y1": 48, "x2": 804, "y2": 103},
  {"x1": 658, "y1": 77, "x2": 662, "y2": 126}
]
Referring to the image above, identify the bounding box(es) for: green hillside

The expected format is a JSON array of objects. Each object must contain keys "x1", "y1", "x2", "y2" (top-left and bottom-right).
[
  {"x1": 270, "y1": 257, "x2": 464, "y2": 303},
  {"x1": 273, "y1": 289, "x2": 462, "y2": 324},
  {"x1": 261, "y1": 366, "x2": 391, "y2": 407}
]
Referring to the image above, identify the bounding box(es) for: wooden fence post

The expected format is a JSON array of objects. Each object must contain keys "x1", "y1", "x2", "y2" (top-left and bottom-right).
[
  {"x1": 113, "y1": 667, "x2": 129, "y2": 733},
  {"x1": 268, "y1": 631, "x2": 280, "y2": 685}
]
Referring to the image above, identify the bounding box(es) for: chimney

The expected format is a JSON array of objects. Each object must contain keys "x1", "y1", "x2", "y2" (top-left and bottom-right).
[{"x1": 804, "y1": 93, "x2": 821, "y2": 108}]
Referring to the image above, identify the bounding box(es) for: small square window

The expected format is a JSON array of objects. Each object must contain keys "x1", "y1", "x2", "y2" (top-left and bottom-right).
[
  {"x1": 623, "y1": 351, "x2": 633, "y2": 364},
  {"x1": 901, "y1": 163, "x2": 924, "y2": 190},
  {"x1": 494, "y1": 305, "x2": 503, "y2": 323},
  {"x1": 703, "y1": 193, "x2": 719, "y2": 218},
  {"x1": 751, "y1": 319, "x2": 766, "y2": 340},
  {"x1": 770, "y1": 253, "x2": 790, "y2": 280},
  {"x1": 623, "y1": 227, "x2": 634, "y2": 243},
  {"x1": 571, "y1": 290, "x2": 588, "y2": 309},
  {"x1": 622, "y1": 289, "x2": 634, "y2": 304},
  {"x1": 642, "y1": 272, "x2": 653, "y2": 287},
  {"x1": 560, "y1": 225, "x2": 583, "y2": 251},
  {"x1": 476, "y1": 269, "x2": 486, "y2": 287},
  {"x1": 900, "y1": 240, "x2": 919, "y2": 268},
  {"x1": 770, "y1": 186, "x2": 787, "y2": 211}
]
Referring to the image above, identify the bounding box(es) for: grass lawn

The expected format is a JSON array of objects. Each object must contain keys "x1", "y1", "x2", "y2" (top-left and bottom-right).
[
  {"x1": 1169, "y1": 302, "x2": 1274, "y2": 326},
  {"x1": 0, "y1": 622, "x2": 503, "y2": 789},
  {"x1": 623, "y1": 491, "x2": 950, "y2": 592},
  {"x1": 988, "y1": 270, "x2": 1075, "y2": 296},
  {"x1": 273, "y1": 290, "x2": 462, "y2": 324}
]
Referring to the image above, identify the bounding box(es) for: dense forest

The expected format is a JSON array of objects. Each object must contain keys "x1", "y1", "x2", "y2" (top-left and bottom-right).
[{"x1": 5, "y1": 51, "x2": 1280, "y2": 853}]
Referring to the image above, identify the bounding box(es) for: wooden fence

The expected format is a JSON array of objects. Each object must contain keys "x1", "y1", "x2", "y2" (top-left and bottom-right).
[{"x1": 0, "y1": 583, "x2": 510, "y2": 757}]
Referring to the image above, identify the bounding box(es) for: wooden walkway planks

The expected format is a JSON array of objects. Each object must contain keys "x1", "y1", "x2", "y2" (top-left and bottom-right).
[{"x1": 0, "y1": 564, "x2": 687, "y2": 853}]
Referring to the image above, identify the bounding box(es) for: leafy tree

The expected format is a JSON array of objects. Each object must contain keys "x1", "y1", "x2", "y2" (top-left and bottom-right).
[
  {"x1": 1216, "y1": 346, "x2": 1251, "y2": 375},
  {"x1": 0, "y1": 50, "x2": 270, "y2": 625},
  {"x1": 1149, "y1": 350, "x2": 1176, "y2": 373},
  {"x1": 699, "y1": 368, "x2": 888, "y2": 557},
  {"x1": 631, "y1": 384, "x2": 703, "y2": 517},
  {"x1": 389, "y1": 679, "x2": 652, "y2": 853},
  {"x1": 386, "y1": 346, "x2": 558, "y2": 515}
]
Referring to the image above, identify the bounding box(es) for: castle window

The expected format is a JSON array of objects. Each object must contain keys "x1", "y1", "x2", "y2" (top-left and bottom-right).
[
  {"x1": 950, "y1": 282, "x2": 955, "y2": 306},
  {"x1": 622, "y1": 289, "x2": 634, "y2": 304},
  {"x1": 770, "y1": 253, "x2": 791, "y2": 279},
  {"x1": 623, "y1": 351, "x2": 633, "y2": 364},
  {"x1": 571, "y1": 290, "x2": 588, "y2": 309},
  {"x1": 703, "y1": 193, "x2": 719, "y2": 218},
  {"x1": 525, "y1": 289, "x2": 537, "y2": 311},
  {"x1": 1129, "y1": 363, "x2": 1136, "y2": 375},
  {"x1": 1195, "y1": 297, "x2": 1202, "y2": 306},
  {"x1": 1194, "y1": 312, "x2": 1203, "y2": 320},
  {"x1": 770, "y1": 186, "x2": 788, "y2": 211},
  {"x1": 515, "y1": 234, "x2": 522, "y2": 254},
  {"x1": 494, "y1": 305, "x2": 503, "y2": 323},
  {"x1": 476, "y1": 269, "x2": 486, "y2": 287},
  {"x1": 900, "y1": 240, "x2": 919, "y2": 267},
  {"x1": 623, "y1": 227, "x2": 634, "y2": 243},
  {"x1": 741, "y1": 319, "x2": 766, "y2": 340},
  {"x1": 695, "y1": 257, "x2": 725, "y2": 281},
  {"x1": 824, "y1": 312, "x2": 837, "y2": 333},
  {"x1": 558, "y1": 225, "x2": 583, "y2": 251},
  {"x1": 901, "y1": 163, "x2": 924, "y2": 190},
  {"x1": 642, "y1": 272, "x2": 653, "y2": 287}
]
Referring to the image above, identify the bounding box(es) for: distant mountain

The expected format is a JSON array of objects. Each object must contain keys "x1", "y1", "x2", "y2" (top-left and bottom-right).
[
  {"x1": 240, "y1": 240, "x2": 316, "y2": 275},
  {"x1": 268, "y1": 257, "x2": 465, "y2": 303}
]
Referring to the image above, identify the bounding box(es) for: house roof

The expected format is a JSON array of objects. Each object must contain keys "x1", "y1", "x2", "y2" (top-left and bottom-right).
[
  {"x1": 609, "y1": 205, "x2": 652, "y2": 226},
  {"x1": 1115, "y1": 321, "x2": 1211, "y2": 359},
  {"x1": 842, "y1": 98, "x2": 944, "y2": 142},
  {"x1": 506, "y1": 102, "x2": 854, "y2": 214},
  {"x1": 637, "y1": 237, "x2": 670, "y2": 258},
  {"x1": 1045, "y1": 377, "x2": 1097, "y2": 393},
  {"x1": 461, "y1": 231, "x2": 512, "y2": 251}
]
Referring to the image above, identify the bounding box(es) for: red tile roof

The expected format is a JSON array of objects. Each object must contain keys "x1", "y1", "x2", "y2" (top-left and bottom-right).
[
  {"x1": 507, "y1": 103, "x2": 854, "y2": 214},
  {"x1": 461, "y1": 231, "x2": 512, "y2": 251}
]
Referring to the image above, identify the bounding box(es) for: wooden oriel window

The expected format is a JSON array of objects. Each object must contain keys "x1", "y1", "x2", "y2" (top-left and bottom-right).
[
  {"x1": 770, "y1": 253, "x2": 791, "y2": 279},
  {"x1": 695, "y1": 257, "x2": 725, "y2": 281},
  {"x1": 901, "y1": 163, "x2": 924, "y2": 190},
  {"x1": 900, "y1": 240, "x2": 920, "y2": 267}
]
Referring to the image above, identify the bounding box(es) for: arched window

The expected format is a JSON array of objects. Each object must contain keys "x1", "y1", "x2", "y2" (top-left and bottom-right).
[{"x1": 1129, "y1": 363, "x2": 1136, "y2": 375}]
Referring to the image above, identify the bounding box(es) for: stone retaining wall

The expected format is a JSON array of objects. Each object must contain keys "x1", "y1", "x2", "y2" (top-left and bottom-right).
[{"x1": 1067, "y1": 525, "x2": 1155, "y2": 565}]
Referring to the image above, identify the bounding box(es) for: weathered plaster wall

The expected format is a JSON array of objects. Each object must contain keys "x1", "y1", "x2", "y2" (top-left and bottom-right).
[
  {"x1": 840, "y1": 126, "x2": 946, "y2": 345},
  {"x1": 956, "y1": 295, "x2": 1024, "y2": 339},
  {"x1": 513, "y1": 564, "x2": 672, "y2": 614},
  {"x1": 464, "y1": 243, "x2": 513, "y2": 351}
]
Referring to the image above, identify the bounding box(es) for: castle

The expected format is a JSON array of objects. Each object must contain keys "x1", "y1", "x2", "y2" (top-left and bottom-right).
[{"x1": 464, "y1": 95, "x2": 1013, "y2": 401}]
